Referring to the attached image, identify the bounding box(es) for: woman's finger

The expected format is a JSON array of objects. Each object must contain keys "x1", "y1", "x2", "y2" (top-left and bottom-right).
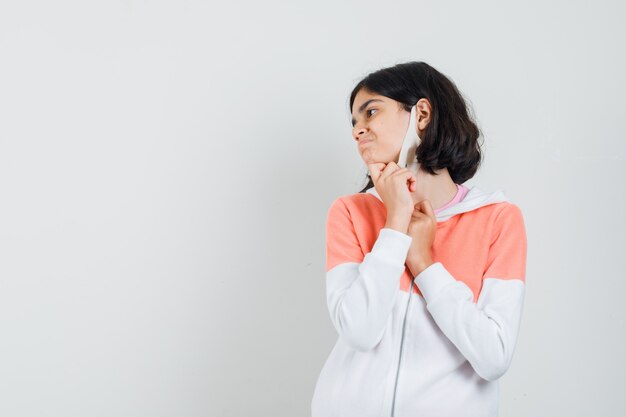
[
  {"x1": 418, "y1": 199, "x2": 435, "y2": 219},
  {"x1": 392, "y1": 168, "x2": 416, "y2": 191},
  {"x1": 403, "y1": 171, "x2": 417, "y2": 192},
  {"x1": 411, "y1": 202, "x2": 423, "y2": 216},
  {"x1": 396, "y1": 168, "x2": 417, "y2": 193},
  {"x1": 367, "y1": 163, "x2": 386, "y2": 183},
  {"x1": 379, "y1": 161, "x2": 400, "y2": 180}
]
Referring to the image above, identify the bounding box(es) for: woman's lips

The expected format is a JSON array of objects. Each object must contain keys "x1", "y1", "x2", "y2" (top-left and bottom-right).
[{"x1": 358, "y1": 139, "x2": 373, "y2": 148}]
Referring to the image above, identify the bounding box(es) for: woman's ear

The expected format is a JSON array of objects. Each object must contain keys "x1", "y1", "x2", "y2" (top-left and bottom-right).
[{"x1": 416, "y1": 98, "x2": 432, "y2": 134}]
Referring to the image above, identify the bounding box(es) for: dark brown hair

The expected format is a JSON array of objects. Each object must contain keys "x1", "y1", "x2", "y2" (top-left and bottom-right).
[{"x1": 349, "y1": 61, "x2": 483, "y2": 193}]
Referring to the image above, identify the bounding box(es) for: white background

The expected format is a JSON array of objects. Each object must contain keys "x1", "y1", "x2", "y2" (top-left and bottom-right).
[{"x1": 1, "y1": 0, "x2": 625, "y2": 416}]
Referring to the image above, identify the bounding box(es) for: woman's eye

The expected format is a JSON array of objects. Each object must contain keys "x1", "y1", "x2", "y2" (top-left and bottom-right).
[{"x1": 366, "y1": 108, "x2": 377, "y2": 117}]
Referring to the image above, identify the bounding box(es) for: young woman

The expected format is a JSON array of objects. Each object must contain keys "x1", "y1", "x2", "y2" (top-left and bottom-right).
[{"x1": 311, "y1": 62, "x2": 527, "y2": 417}]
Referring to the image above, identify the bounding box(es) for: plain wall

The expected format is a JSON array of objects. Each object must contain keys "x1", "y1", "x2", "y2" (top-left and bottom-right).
[{"x1": 1, "y1": 0, "x2": 625, "y2": 415}]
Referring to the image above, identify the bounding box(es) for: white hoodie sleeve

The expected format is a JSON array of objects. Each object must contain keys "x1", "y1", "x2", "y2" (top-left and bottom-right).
[
  {"x1": 325, "y1": 198, "x2": 412, "y2": 352},
  {"x1": 413, "y1": 204, "x2": 528, "y2": 382}
]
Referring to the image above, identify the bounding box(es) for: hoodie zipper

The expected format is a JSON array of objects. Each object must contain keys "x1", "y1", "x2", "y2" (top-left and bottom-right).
[{"x1": 390, "y1": 281, "x2": 414, "y2": 417}]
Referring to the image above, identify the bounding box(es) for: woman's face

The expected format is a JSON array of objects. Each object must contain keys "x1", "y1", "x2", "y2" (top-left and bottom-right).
[{"x1": 351, "y1": 88, "x2": 410, "y2": 165}]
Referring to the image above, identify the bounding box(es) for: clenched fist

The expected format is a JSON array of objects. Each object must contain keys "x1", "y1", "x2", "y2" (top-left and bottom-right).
[
  {"x1": 368, "y1": 161, "x2": 417, "y2": 234},
  {"x1": 406, "y1": 199, "x2": 436, "y2": 277}
]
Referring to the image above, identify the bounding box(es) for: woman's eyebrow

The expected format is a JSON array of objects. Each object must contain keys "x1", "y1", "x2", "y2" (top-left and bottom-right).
[{"x1": 351, "y1": 99, "x2": 384, "y2": 127}]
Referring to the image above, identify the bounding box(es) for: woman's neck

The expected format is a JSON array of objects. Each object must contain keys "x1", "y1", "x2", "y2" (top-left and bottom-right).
[{"x1": 409, "y1": 166, "x2": 458, "y2": 210}]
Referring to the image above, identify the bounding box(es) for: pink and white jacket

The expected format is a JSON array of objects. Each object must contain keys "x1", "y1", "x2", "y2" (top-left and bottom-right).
[{"x1": 311, "y1": 185, "x2": 527, "y2": 417}]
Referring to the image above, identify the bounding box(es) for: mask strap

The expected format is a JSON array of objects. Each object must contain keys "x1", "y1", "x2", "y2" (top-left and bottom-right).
[{"x1": 396, "y1": 105, "x2": 421, "y2": 171}]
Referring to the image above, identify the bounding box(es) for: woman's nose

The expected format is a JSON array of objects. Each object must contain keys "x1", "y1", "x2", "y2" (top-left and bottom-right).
[{"x1": 353, "y1": 126, "x2": 367, "y2": 142}]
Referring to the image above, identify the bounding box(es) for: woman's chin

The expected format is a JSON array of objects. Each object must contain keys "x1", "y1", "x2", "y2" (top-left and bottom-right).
[
  {"x1": 361, "y1": 151, "x2": 386, "y2": 165},
  {"x1": 362, "y1": 154, "x2": 393, "y2": 166}
]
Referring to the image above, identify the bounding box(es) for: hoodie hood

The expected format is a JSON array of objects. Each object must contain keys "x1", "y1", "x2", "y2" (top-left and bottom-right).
[{"x1": 365, "y1": 185, "x2": 509, "y2": 222}]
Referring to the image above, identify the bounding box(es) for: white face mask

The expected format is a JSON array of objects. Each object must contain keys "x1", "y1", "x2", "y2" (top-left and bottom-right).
[{"x1": 396, "y1": 105, "x2": 421, "y2": 173}]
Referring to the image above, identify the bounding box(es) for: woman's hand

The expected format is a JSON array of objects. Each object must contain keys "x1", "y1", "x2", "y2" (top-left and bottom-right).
[
  {"x1": 406, "y1": 199, "x2": 437, "y2": 277},
  {"x1": 368, "y1": 162, "x2": 417, "y2": 234}
]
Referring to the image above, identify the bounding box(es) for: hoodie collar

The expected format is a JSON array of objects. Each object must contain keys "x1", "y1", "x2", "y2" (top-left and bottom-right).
[{"x1": 365, "y1": 185, "x2": 509, "y2": 222}]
